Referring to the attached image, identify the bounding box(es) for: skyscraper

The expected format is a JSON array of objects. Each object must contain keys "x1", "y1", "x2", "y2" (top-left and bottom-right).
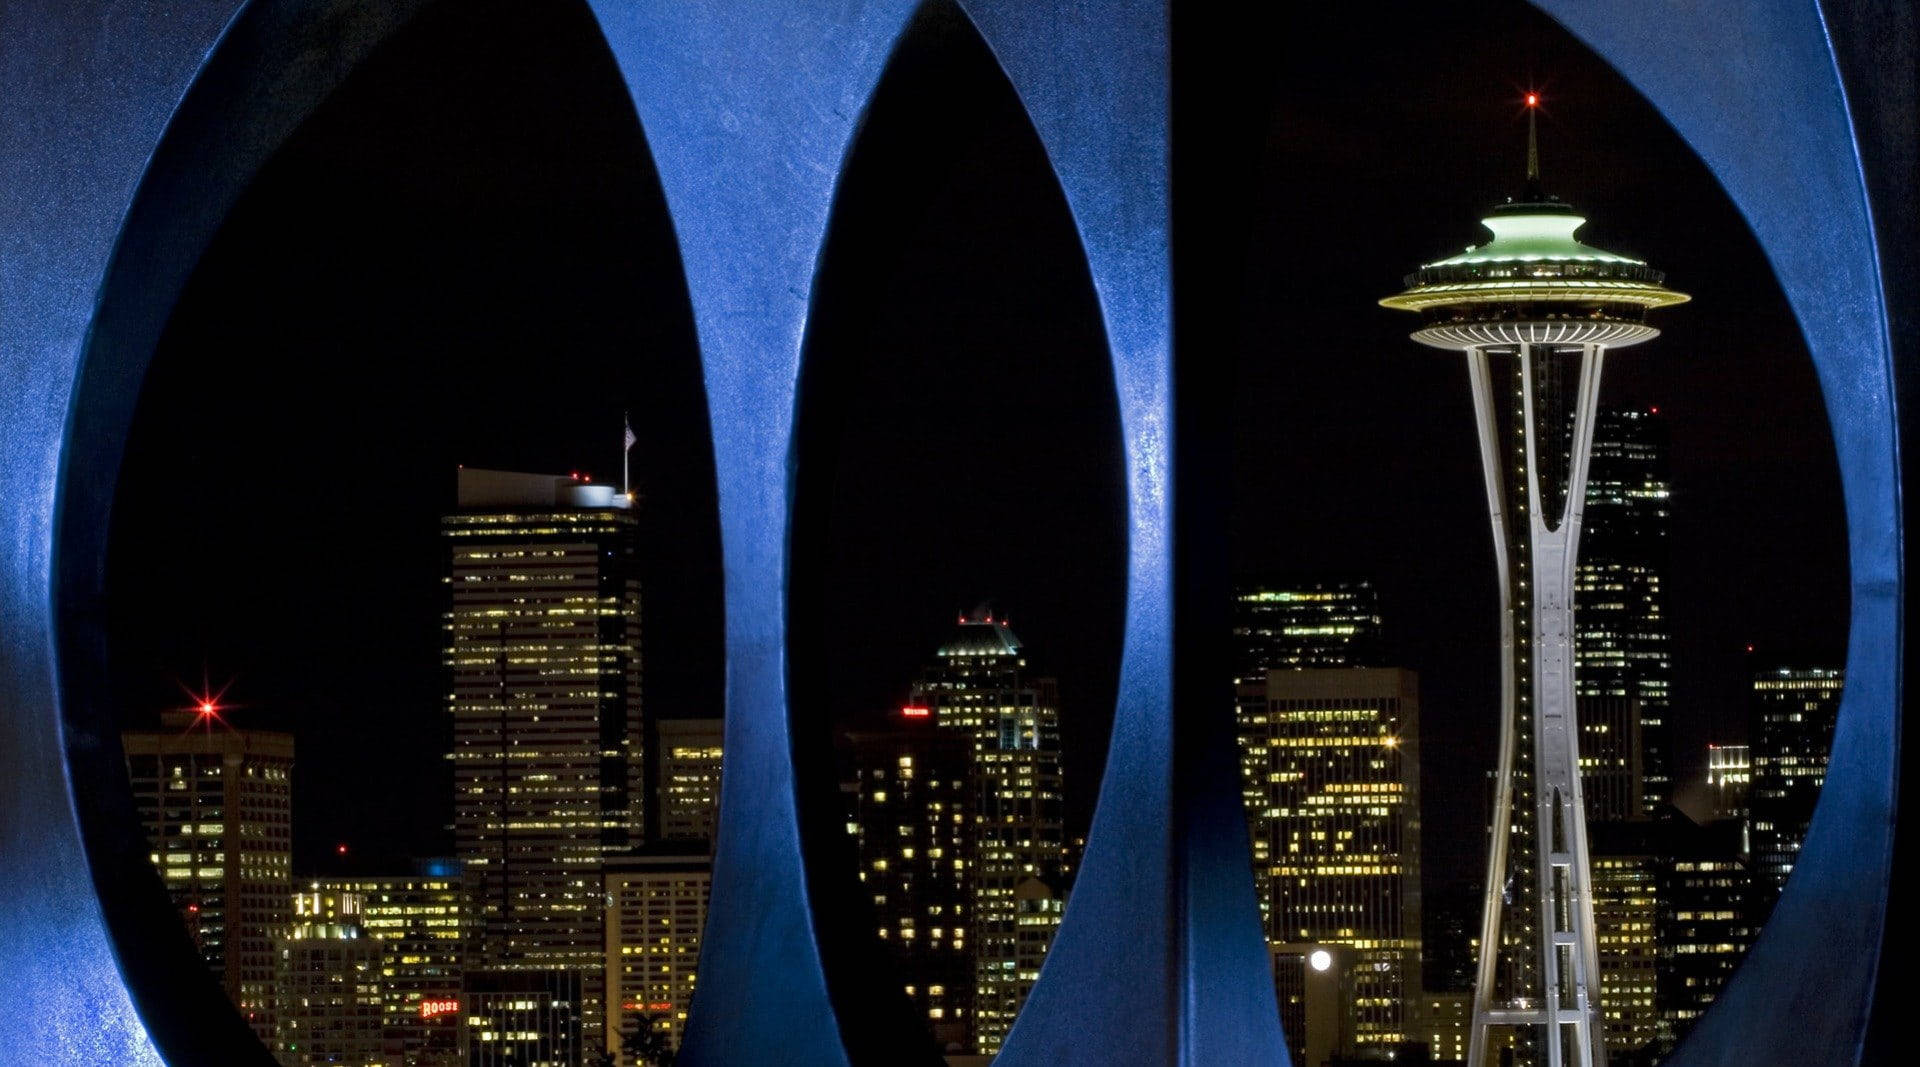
[
  {"x1": 462, "y1": 970, "x2": 584, "y2": 1067},
  {"x1": 1382, "y1": 99, "x2": 1689, "y2": 1067},
  {"x1": 273, "y1": 890, "x2": 385, "y2": 1067},
  {"x1": 1585, "y1": 823, "x2": 1663, "y2": 1060},
  {"x1": 1232, "y1": 579, "x2": 1386, "y2": 681},
  {"x1": 1655, "y1": 817, "x2": 1755, "y2": 1056},
  {"x1": 1576, "y1": 408, "x2": 1674, "y2": 821},
  {"x1": 1704, "y1": 744, "x2": 1751, "y2": 822},
  {"x1": 311, "y1": 867, "x2": 468, "y2": 1067},
  {"x1": 908, "y1": 609, "x2": 1065, "y2": 1055},
  {"x1": 848, "y1": 713, "x2": 977, "y2": 1052},
  {"x1": 1748, "y1": 666, "x2": 1844, "y2": 900},
  {"x1": 603, "y1": 851, "x2": 711, "y2": 1061},
  {"x1": 122, "y1": 708, "x2": 294, "y2": 1044},
  {"x1": 443, "y1": 467, "x2": 643, "y2": 1049},
  {"x1": 1237, "y1": 667, "x2": 1422, "y2": 1055},
  {"x1": 654, "y1": 718, "x2": 723, "y2": 844}
]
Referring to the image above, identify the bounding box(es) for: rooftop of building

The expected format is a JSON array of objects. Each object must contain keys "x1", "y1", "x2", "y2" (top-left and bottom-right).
[
  {"x1": 453, "y1": 466, "x2": 633, "y2": 510},
  {"x1": 936, "y1": 607, "x2": 1024, "y2": 658}
]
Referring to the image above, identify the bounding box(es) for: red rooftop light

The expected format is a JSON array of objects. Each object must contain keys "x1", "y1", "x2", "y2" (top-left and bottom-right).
[{"x1": 1525, "y1": 92, "x2": 1539, "y2": 107}]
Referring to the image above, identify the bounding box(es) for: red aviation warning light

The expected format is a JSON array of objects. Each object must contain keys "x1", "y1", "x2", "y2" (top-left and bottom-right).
[{"x1": 1525, "y1": 92, "x2": 1539, "y2": 107}]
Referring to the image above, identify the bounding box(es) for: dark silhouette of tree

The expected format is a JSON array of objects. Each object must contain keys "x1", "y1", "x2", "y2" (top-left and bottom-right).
[{"x1": 615, "y1": 1013, "x2": 678, "y2": 1067}]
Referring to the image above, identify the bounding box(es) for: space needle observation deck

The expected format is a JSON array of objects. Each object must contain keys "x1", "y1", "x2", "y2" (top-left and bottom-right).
[{"x1": 1381, "y1": 95, "x2": 1687, "y2": 1067}]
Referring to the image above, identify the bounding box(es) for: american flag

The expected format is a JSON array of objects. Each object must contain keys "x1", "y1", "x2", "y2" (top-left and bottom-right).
[{"x1": 624, "y1": 415, "x2": 636, "y2": 452}]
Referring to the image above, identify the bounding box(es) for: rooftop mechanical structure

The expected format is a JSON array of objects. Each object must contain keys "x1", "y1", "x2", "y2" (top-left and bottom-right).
[{"x1": 1381, "y1": 99, "x2": 1687, "y2": 1067}]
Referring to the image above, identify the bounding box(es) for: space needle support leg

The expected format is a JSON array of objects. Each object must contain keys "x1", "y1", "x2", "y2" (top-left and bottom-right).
[
  {"x1": 1466, "y1": 345, "x2": 1520, "y2": 1067},
  {"x1": 1523, "y1": 342, "x2": 1608, "y2": 1067}
]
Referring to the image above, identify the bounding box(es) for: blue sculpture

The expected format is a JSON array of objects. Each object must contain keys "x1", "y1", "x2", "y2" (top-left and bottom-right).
[{"x1": 0, "y1": 1, "x2": 1904, "y2": 1063}]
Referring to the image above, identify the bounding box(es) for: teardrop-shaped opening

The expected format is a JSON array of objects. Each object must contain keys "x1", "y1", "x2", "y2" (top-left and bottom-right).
[
  {"x1": 788, "y1": 1, "x2": 1127, "y2": 1058},
  {"x1": 1230, "y1": 3, "x2": 1849, "y2": 1063},
  {"x1": 71, "y1": 3, "x2": 722, "y2": 1064}
]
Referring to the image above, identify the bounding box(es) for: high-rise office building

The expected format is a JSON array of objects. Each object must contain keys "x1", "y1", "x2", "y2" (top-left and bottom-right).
[
  {"x1": 1585, "y1": 823, "x2": 1662, "y2": 1060},
  {"x1": 123, "y1": 709, "x2": 294, "y2": 1043},
  {"x1": 1382, "y1": 98, "x2": 1688, "y2": 1066},
  {"x1": 1232, "y1": 580, "x2": 1386, "y2": 682},
  {"x1": 908, "y1": 609, "x2": 1065, "y2": 1055},
  {"x1": 444, "y1": 467, "x2": 643, "y2": 1049},
  {"x1": 1411, "y1": 990, "x2": 1473, "y2": 1065},
  {"x1": 1748, "y1": 667, "x2": 1844, "y2": 900},
  {"x1": 848, "y1": 713, "x2": 977, "y2": 1053},
  {"x1": 1272, "y1": 942, "x2": 1360, "y2": 1066},
  {"x1": 603, "y1": 850, "x2": 711, "y2": 1062},
  {"x1": 1575, "y1": 408, "x2": 1673, "y2": 821},
  {"x1": 311, "y1": 867, "x2": 467, "y2": 1067},
  {"x1": 1704, "y1": 744, "x2": 1751, "y2": 821},
  {"x1": 655, "y1": 718, "x2": 723, "y2": 844},
  {"x1": 462, "y1": 970, "x2": 583, "y2": 1067},
  {"x1": 1655, "y1": 817, "x2": 1756, "y2": 1056},
  {"x1": 274, "y1": 890, "x2": 384, "y2": 1067},
  {"x1": 1236, "y1": 667, "x2": 1422, "y2": 1054}
]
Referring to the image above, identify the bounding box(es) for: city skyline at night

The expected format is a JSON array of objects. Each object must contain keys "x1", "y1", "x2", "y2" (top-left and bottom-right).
[{"x1": 93, "y1": 2, "x2": 1852, "y2": 1063}]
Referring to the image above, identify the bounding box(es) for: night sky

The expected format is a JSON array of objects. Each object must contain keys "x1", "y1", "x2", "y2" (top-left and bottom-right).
[{"x1": 108, "y1": 0, "x2": 1846, "y2": 900}]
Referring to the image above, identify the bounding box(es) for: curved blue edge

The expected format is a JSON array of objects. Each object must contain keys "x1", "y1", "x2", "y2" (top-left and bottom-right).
[
  {"x1": 1532, "y1": 2, "x2": 1904, "y2": 1062},
  {"x1": 30, "y1": 2, "x2": 481, "y2": 1062},
  {"x1": 0, "y1": 2, "x2": 1909, "y2": 1066},
  {"x1": 1, "y1": 0, "x2": 331, "y2": 1061}
]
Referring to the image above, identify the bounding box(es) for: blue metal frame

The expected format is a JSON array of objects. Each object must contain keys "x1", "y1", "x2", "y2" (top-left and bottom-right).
[{"x1": 0, "y1": 1, "x2": 1904, "y2": 1064}]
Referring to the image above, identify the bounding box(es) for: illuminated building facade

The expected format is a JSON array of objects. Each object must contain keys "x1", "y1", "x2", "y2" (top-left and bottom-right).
[
  {"x1": 1232, "y1": 580, "x2": 1386, "y2": 682},
  {"x1": 603, "y1": 851, "x2": 710, "y2": 1061},
  {"x1": 443, "y1": 468, "x2": 643, "y2": 1048},
  {"x1": 655, "y1": 718, "x2": 722, "y2": 843},
  {"x1": 1748, "y1": 667, "x2": 1844, "y2": 898},
  {"x1": 122, "y1": 709, "x2": 294, "y2": 1043},
  {"x1": 1575, "y1": 409, "x2": 1673, "y2": 821},
  {"x1": 462, "y1": 969, "x2": 583, "y2": 1067},
  {"x1": 909, "y1": 610, "x2": 1065, "y2": 1054},
  {"x1": 313, "y1": 868, "x2": 468, "y2": 1066},
  {"x1": 1585, "y1": 823, "x2": 1662, "y2": 1059},
  {"x1": 848, "y1": 716, "x2": 976, "y2": 1052},
  {"x1": 1237, "y1": 667, "x2": 1422, "y2": 1053},
  {"x1": 1655, "y1": 817, "x2": 1755, "y2": 1055},
  {"x1": 274, "y1": 890, "x2": 384, "y2": 1067},
  {"x1": 1704, "y1": 744, "x2": 1751, "y2": 821},
  {"x1": 1382, "y1": 100, "x2": 1688, "y2": 1067},
  {"x1": 1271, "y1": 942, "x2": 1359, "y2": 1066},
  {"x1": 1411, "y1": 991, "x2": 1473, "y2": 1065}
]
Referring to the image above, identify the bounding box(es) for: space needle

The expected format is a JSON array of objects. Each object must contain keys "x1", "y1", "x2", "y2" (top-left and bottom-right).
[{"x1": 1381, "y1": 96, "x2": 1688, "y2": 1067}]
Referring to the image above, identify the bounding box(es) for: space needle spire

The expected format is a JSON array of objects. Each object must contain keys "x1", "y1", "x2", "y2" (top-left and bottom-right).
[
  {"x1": 1526, "y1": 92, "x2": 1541, "y2": 184},
  {"x1": 1381, "y1": 95, "x2": 1688, "y2": 1067}
]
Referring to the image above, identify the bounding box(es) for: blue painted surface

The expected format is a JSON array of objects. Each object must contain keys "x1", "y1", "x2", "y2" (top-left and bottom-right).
[
  {"x1": 954, "y1": 1, "x2": 1285, "y2": 1062},
  {"x1": 581, "y1": 4, "x2": 923, "y2": 1061},
  {"x1": 0, "y1": 1, "x2": 1904, "y2": 1065},
  {"x1": 1533, "y1": 4, "x2": 1899, "y2": 1062},
  {"x1": 1, "y1": 1, "x2": 254, "y2": 1061}
]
